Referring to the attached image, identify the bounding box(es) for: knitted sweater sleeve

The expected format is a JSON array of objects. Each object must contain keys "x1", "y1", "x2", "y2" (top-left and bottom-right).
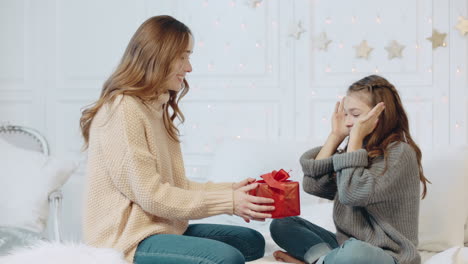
[
  {"x1": 102, "y1": 98, "x2": 234, "y2": 220},
  {"x1": 332, "y1": 143, "x2": 417, "y2": 207},
  {"x1": 300, "y1": 146, "x2": 338, "y2": 200},
  {"x1": 187, "y1": 180, "x2": 233, "y2": 191}
]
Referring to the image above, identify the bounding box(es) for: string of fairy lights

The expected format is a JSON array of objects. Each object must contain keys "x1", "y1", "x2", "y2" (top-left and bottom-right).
[
  {"x1": 194, "y1": 0, "x2": 467, "y2": 76},
  {"x1": 183, "y1": 0, "x2": 466, "y2": 175}
]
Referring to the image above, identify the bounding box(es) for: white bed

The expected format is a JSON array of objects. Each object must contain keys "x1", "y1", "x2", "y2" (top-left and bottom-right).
[
  {"x1": 1, "y1": 134, "x2": 466, "y2": 264},
  {"x1": 192, "y1": 202, "x2": 466, "y2": 264},
  {"x1": 193, "y1": 139, "x2": 468, "y2": 264}
]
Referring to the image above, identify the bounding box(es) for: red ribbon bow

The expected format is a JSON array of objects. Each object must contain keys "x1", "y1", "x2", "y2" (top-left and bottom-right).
[{"x1": 260, "y1": 169, "x2": 290, "y2": 190}]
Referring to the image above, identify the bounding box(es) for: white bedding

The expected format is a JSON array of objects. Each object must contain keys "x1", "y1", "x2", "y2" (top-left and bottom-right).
[
  {"x1": 193, "y1": 202, "x2": 467, "y2": 264},
  {"x1": 203, "y1": 141, "x2": 468, "y2": 264},
  {"x1": 246, "y1": 233, "x2": 468, "y2": 264}
]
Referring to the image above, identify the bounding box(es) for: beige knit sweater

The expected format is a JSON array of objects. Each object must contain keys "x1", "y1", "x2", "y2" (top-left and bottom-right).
[{"x1": 83, "y1": 93, "x2": 234, "y2": 263}]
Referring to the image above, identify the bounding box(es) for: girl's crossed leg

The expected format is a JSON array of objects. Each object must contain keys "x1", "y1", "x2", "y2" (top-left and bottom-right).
[{"x1": 270, "y1": 217, "x2": 396, "y2": 264}]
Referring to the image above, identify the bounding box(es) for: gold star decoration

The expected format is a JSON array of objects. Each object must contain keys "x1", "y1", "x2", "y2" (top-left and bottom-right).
[
  {"x1": 455, "y1": 16, "x2": 468, "y2": 36},
  {"x1": 385, "y1": 40, "x2": 405, "y2": 59},
  {"x1": 354, "y1": 40, "x2": 373, "y2": 59},
  {"x1": 427, "y1": 29, "x2": 447, "y2": 49},
  {"x1": 315, "y1": 32, "x2": 332, "y2": 51},
  {"x1": 289, "y1": 21, "x2": 306, "y2": 40}
]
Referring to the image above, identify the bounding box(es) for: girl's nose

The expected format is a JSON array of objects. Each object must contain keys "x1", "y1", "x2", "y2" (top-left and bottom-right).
[{"x1": 345, "y1": 117, "x2": 353, "y2": 128}]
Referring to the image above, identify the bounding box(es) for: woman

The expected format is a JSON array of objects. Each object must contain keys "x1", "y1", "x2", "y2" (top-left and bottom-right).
[
  {"x1": 270, "y1": 75, "x2": 430, "y2": 264},
  {"x1": 80, "y1": 15, "x2": 274, "y2": 264}
]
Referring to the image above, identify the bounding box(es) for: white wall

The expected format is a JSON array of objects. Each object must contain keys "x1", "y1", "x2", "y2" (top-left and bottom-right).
[{"x1": 1, "y1": 0, "x2": 467, "y2": 241}]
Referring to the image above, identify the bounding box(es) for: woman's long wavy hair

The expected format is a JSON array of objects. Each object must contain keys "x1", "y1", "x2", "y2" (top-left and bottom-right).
[
  {"x1": 347, "y1": 75, "x2": 430, "y2": 198},
  {"x1": 80, "y1": 15, "x2": 191, "y2": 148}
]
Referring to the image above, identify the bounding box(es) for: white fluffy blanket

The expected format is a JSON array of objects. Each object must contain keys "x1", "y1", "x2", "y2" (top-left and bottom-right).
[
  {"x1": 0, "y1": 242, "x2": 129, "y2": 264},
  {"x1": 1, "y1": 240, "x2": 466, "y2": 264}
]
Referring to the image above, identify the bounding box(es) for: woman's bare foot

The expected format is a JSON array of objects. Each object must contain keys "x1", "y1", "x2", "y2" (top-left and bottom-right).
[{"x1": 273, "y1": 250, "x2": 305, "y2": 264}]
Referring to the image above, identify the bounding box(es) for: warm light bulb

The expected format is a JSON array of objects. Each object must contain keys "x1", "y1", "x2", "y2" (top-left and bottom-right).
[
  {"x1": 456, "y1": 67, "x2": 461, "y2": 74},
  {"x1": 441, "y1": 96, "x2": 448, "y2": 104},
  {"x1": 455, "y1": 122, "x2": 460, "y2": 129},
  {"x1": 204, "y1": 144, "x2": 212, "y2": 152},
  {"x1": 376, "y1": 16, "x2": 382, "y2": 24}
]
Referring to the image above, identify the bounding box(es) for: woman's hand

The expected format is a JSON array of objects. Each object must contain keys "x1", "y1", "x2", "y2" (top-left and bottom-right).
[
  {"x1": 350, "y1": 102, "x2": 385, "y2": 139},
  {"x1": 233, "y1": 183, "x2": 275, "y2": 222},
  {"x1": 331, "y1": 98, "x2": 349, "y2": 141},
  {"x1": 233, "y1": 178, "x2": 256, "y2": 190}
]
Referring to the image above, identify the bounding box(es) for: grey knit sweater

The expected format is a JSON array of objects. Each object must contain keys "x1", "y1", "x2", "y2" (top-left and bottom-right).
[{"x1": 300, "y1": 142, "x2": 421, "y2": 264}]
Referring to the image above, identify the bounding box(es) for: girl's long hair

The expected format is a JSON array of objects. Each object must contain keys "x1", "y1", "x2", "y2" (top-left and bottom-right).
[
  {"x1": 80, "y1": 15, "x2": 191, "y2": 148},
  {"x1": 348, "y1": 75, "x2": 430, "y2": 198}
]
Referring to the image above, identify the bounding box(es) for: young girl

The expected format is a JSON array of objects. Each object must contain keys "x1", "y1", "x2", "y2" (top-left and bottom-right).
[
  {"x1": 80, "y1": 16, "x2": 274, "y2": 264},
  {"x1": 270, "y1": 75, "x2": 429, "y2": 264}
]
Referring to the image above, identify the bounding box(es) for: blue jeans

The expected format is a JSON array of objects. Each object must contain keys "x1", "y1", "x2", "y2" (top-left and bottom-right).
[
  {"x1": 134, "y1": 224, "x2": 265, "y2": 264},
  {"x1": 270, "y1": 217, "x2": 397, "y2": 264}
]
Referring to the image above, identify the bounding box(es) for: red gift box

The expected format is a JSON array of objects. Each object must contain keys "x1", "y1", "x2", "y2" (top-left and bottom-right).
[{"x1": 249, "y1": 169, "x2": 300, "y2": 218}]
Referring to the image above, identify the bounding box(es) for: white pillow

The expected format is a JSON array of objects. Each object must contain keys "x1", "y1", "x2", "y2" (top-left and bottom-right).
[
  {"x1": 0, "y1": 138, "x2": 76, "y2": 234},
  {"x1": 418, "y1": 147, "x2": 468, "y2": 252},
  {"x1": 424, "y1": 247, "x2": 468, "y2": 264}
]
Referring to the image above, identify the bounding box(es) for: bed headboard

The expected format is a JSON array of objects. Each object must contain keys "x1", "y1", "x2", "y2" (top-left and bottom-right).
[{"x1": 0, "y1": 125, "x2": 49, "y2": 156}]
